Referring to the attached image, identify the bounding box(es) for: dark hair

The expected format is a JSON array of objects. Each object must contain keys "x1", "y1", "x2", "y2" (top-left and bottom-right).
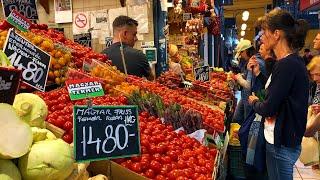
[
  {"x1": 113, "y1": 16, "x2": 138, "y2": 29},
  {"x1": 304, "y1": 48, "x2": 311, "y2": 52},
  {"x1": 260, "y1": 8, "x2": 309, "y2": 51},
  {"x1": 246, "y1": 46, "x2": 256, "y2": 58}
]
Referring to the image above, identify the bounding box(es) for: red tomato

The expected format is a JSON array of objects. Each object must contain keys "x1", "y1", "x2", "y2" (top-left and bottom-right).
[
  {"x1": 131, "y1": 162, "x2": 142, "y2": 173},
  {"x1": 155, "y1": 175, "x2": 166, "y2": 180},
  {"x1": 150, "y1": 160, "x2": 161, "y2": 173},
  {"x1": 161, "y1": 156, "x2": 172, "y2": 164},
  {"x1": 63, "y1": 121, "x2": 73, "y2": 131},
  {"x1": 145, "y1": 169, "x2": 155, "y2": 179},
  {"x1": 62, "y1": 134, "x2": 72, "y2": 143}
]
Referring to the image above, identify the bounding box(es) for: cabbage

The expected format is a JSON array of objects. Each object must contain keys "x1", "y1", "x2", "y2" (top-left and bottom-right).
[
  {"x1": 13, "y1": 93, "x2": 48, "y2": 128},
  {"x1": 0, "y1": 103, "x2": 33, "y2": 159},
  {"x1": 31, "y1": 127, "x2": 56, "y2": 143},
  {"x1": 19, "y1": 139, "x2": 74, "y2": 180},
  {"x1": 0, "y1": 159, "x2": 21, "y2": 180}
]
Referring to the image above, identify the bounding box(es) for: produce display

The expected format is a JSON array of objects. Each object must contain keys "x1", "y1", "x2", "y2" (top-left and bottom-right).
[
  {"x1": 0, "y1": 15, "x2": 233, "y2": 180},
  {"x1": 30, "y1": 28, "x2": 109, "y2": 68},
  {"x1": 88, "y1": 59, "x2": 126, "y2": 92},
  {"x1": 157, "y1": 70, "x2": 231, "y2": 106},
  {"x1": 36, "y1": 87, "x2": 127, "y2": 143},
  {"x1": 0, "y1": 102, "x2": 75, "y2": 180},
  {"x1": 113, "y1": 112, "x2": 218, "y2": 180},
  {"x1": 0, "y1": 159, "x2": 22, "y2": 180},
  {"x1": 128, "y1": 75, "x2": 225, "y2": 133},
  {"x1": 0, "y1": 103, "x2": 32, "y2": 159}
]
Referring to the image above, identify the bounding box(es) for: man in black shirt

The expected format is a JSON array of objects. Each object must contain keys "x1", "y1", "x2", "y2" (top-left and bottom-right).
[{"x1": 102, "y1": 16, "x2": 154, "y2": 80}]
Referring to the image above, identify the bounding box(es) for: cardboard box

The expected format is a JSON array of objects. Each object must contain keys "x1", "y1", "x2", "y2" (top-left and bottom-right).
[{"x1": 88, "y1": 160, "x2": 147, "y2": 180}]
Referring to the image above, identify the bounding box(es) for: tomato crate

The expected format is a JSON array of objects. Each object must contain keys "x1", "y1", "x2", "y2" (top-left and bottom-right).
[{"x1": 228, "y1": 145, "x2": 246, "y2": 179}]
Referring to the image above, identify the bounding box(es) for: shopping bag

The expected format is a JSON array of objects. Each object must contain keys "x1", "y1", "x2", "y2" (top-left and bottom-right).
[
  {"x1": 238, "y1": 109, "x2": 266, "y2": 172},
  {"x1": 299, "y1": 136, "x2": 319, "y2": 166}
]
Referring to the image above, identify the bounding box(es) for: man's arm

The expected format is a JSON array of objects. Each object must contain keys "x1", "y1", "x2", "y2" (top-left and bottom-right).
[{"x1": 137, "y1": 52, "x2": 154, "y2": 81}]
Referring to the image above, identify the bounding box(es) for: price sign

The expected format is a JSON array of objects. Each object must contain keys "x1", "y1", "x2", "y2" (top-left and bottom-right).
[
  {"x1": 3, "y1": 29, "x2": 51, "y2": 92},
  {"x1": 194, "y1": 65, "x2": 210, "y2": 82},
  {"x1": 6, "y1": 9, "x2": 32, "y2": 32},
  {"x1": 74, "y1": 105, "x2": 141, "y2": 162},
  {"x1": 183, "y1": 13, "x2": 192, "y2": 21},
  {"x1": 143, "y1": 48, "x2": 157, "y2": 63},
  {"x1": 105, "y1": 37, "x2": 113, "y2": 48},
  {"x1": 73, "y1": 33, "x2": 91, "y2": 47},
  {"x1": 0, "y1": 67, "x2": 21, "y2": 104},
  {"x1": 66, "y1": 78, "x2": 104, "y2": 100},
  {"x1": 2, "y1": 0, "x2": 38, "y2": 20}
]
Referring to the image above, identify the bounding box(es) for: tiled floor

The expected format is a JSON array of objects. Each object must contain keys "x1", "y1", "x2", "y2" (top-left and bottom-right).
[{"x1": 294, "y1": 160, "x2": 320, "y2": 180}]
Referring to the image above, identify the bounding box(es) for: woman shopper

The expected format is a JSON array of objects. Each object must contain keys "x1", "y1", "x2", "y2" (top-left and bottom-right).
[
  {"x1": 247, "y1": 43, "x2": 276, "y2": 86},
  {"x1": 248, "y1": 8, "x2": 309, "y2": 180},
  {"x1": 232, "y1": 40, "x2": 265, "y2": 124}
]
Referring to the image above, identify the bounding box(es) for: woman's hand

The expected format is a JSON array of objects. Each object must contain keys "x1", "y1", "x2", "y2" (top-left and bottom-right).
[
  {"x1": 305, "y1": 108, "x2": 320, "y2": 137},
  {"x1": 248, "y1": 93, "x2": 259, "y2": 105},
  {"x1": 247, "y1": 56, "x2": 261, "y2": 76}
]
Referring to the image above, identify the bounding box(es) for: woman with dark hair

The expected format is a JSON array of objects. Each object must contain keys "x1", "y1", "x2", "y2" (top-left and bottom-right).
[
  {"x1": 248, "y1": 9, "x2": 309, "y2": 180},
  {"x1": 233, "y1": 40, "x2": 266, "y2": 124}
]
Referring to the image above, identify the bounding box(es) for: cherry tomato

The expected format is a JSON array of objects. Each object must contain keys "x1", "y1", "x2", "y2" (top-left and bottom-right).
[
  {"x1": 63, "y1": 121, "x2": 73, "y2": 131},
  {"x1": 145, "y1": 169, "x2": 155, "y2": 179},
  {"x1": 150, "y1": 160, "x2": 161, "y2": 173}
]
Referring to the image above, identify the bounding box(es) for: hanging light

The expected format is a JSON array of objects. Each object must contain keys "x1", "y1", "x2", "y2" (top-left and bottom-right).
[
  {"x1": 240, "y1": 30, "x2": 245, "y2": 36},
  {"x1": 242, "y1": 10, "x2": 249, "y2": 21},
  {"x1": 241, "y1": 23, "x2": 247, "y2": 31}
]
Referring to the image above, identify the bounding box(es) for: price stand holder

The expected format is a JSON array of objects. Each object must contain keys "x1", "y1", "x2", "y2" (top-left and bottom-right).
[
  {"x1": 73, "y1": 105, "x2": 141, "y2": 163},
  {"x1": 3, "y1": 29, "x2": 51, "y2": 92},
  {"x1": 65, "y1": 78, "x2": 104, "y2": 101},
  {"x1": 6, "y1": 9, "x2": 32, "y2": 32}
]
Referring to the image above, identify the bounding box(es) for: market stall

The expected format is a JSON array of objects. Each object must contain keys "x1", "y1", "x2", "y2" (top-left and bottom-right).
[{"x1": 0, "y1": 5, "x2": 236, "y2": 180}]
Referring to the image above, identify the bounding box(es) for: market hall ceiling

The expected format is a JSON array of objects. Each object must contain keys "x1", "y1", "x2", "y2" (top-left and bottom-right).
[{"x1": 223, "y1": 0, "x2": 273, "y2": 40}]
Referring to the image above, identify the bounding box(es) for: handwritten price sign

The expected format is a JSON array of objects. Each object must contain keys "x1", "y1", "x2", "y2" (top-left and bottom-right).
[
  {"x1": 73, "y1": 33, "x2": 91, "y2": 47},
  {"x1": 3, "y1": 29, "x2": 51, "y2": 91},
  {"x1": 2, "y1": 0, "x2": 38, "y2": 20},
  {"x1": 74, "y1": 105, "x2": 140, "y2": 162},
  {"x1": 194, "y1": 65, "x2": 210, "y2": 82}
]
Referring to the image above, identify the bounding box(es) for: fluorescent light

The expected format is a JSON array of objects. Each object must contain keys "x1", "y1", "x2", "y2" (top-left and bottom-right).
[
  {"x1": 242, "y1": 11, "x2": 249, "y2": 18},
  {"x1": 240, "y1": 30, "x2": 245, "y2": 36},
  {"x1": 241, "y1": 23, "x2": 247, "y2": 30},
  {"x1": 242, "y1": 11, "x2": 249, "y2": 21}
]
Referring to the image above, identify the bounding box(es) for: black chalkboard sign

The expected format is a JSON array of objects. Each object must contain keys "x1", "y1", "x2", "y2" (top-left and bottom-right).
[
  {"x1": 73, "y1": 33, "x2": 91, "y2": 47},
  {"x1": 3, "y1": 29, "x2": 51, "y2": 92},
  {"x1": 73, "y1": 105, "x2": 141, "y2": 162},
  {"x1": 2, "y1": 0, "x2": 38, "y2": 20},
  {"x1": 194, "y1": 65, "x2": 210, "y2": 82},
  {"x1": 0, "y1": 67, "x2": 21, "y2": 105}
]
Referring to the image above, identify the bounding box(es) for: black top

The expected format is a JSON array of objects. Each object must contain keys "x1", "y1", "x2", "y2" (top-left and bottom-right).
[
  {"x1": 252, "y1": 53, "x2": 309, "y2": 148},
  {"x1": 102, "y1": 42, "x2": 151, "y2": 78},
  {"x1": 256, "y1": 57, "x2": 276, "y2": 86}
]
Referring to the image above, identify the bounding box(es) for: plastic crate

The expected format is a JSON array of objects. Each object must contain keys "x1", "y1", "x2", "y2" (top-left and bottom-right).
[{"x1": 228, "y1": 145, "x2": 246, "y2": 179}]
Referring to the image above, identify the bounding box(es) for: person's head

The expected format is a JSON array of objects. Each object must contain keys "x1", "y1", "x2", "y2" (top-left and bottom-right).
[
  {"x1": 235, "y1": 39, "x2": 254, "y2": 61},
  {"x1": 259, "y1": 8, "x2": 309, "y2": 53},
  {"x1": 313, "y1": 33, "x2": 320, "y2": 50},
  {"x1": 307, "y1": 56, "x2": 320, "y2": 83},
  {"x1": 168, "y1": 44, "x2": 181, "y2": 63},
  {"x1": 259, "y1": 43, "x2": 275, "y2": 59},
  {"x1": 112, "y1": 16, "x2": 138, "y2": 47}
]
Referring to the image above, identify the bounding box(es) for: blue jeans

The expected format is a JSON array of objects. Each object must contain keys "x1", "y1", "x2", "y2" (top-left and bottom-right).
[{"x1": 266, "y1": 142, "x2": 301, "y2": 180}]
